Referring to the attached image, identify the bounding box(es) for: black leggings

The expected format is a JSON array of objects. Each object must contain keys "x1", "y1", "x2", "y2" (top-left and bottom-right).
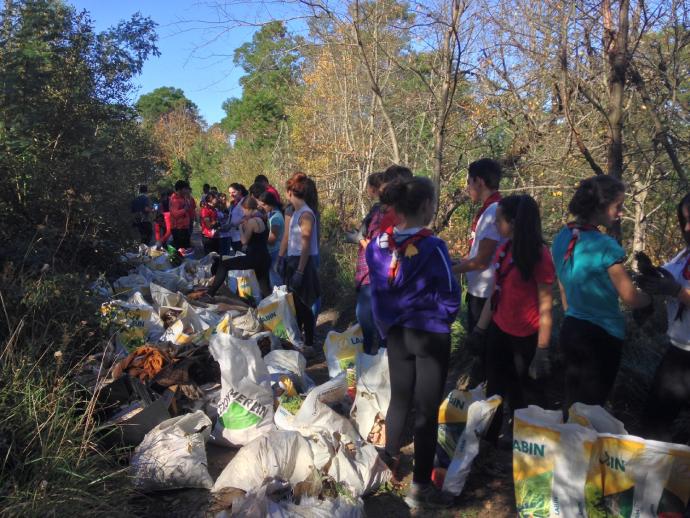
[
  {"x1": 293, "y1": 294, "x2": 315, "y2": 348},
  {"x1": 207, "y1": 255, "x2": 270, "y2": 298},
  {"x1": 385, "y1": 326, "x2": 450, "y2": 484},
  {"x1": 644, "y1": 345, "x2": 690, "y2": 443},
  {"x1": 485, "y1": 321, "x2": 544, "y2": 441},
  {"x1": 560, "y1": 316, "x2": 623, "y2": 414},
  {"x1": 466, "y1": 293, "x2": 487, "y2": 333}
]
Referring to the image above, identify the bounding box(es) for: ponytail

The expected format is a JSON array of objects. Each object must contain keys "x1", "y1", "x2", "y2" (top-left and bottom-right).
[{"x1": 499, "y1": 194, "x2": 544, "y2": 280}]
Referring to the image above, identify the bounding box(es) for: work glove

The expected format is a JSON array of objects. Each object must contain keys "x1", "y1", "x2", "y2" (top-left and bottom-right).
[
  {"x1": 632, "y1": 301, "x2": 655, "y2": 326},
  {"x1": 465, "y1": 327, "x2": 487, "y2": 356},
  {"x1": 291, "y1": 270, "x2": 304, "y2": 290},
  {"x1": 275, "y1": 255, "x2": 286, "y2": 278},
  {"x1": 344, "y1": 228, "x2": 364, "y2": 244},
  {"x1": 636, "y1": 268, "x2": 682, "y2": 298},
  {"x1": 528, "y1": 347, "x2": 551, "y2": 380}
]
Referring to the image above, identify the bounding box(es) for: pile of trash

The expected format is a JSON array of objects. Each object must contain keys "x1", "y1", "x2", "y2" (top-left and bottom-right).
[{"x1": 85, "y1": 244, "x2": 508, "y2": 515}]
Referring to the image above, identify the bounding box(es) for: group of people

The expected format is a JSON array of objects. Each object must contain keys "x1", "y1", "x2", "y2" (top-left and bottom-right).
[
  {"x1": 132, "y1": 161, "x2": 690, "y2": 509},
  {"x1": 131, "y1": 173, "x2": 323, "y2": 356},
  {"x1": 349, "y1": 160, "x2": 690, "y2": 508}
]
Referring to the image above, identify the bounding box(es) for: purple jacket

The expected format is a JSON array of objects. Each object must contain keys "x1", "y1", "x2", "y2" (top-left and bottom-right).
[{"x1": 365, "y1": 231, "x2": 461, "y2": 338}]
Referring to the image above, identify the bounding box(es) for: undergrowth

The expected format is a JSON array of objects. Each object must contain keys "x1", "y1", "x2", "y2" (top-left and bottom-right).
[{"x1": 0, "y1": 238, "x2": 137, "y2": 517}]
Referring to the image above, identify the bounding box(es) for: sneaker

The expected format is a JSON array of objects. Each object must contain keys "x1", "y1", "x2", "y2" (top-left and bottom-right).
[{"x1": 404, "y1": 482, "x2": 454, "y2": 509}]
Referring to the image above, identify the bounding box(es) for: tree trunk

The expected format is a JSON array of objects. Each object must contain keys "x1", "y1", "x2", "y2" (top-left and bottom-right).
[
  {"x1": 632, "y1": 174, "x2": 649, "y2": 254},
  {"x1": 605, "y1": 0, "x2": 629, "y2": 180}
]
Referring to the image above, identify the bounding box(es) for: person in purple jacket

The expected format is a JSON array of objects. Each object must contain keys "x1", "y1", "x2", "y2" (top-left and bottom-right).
[{"x1": 366, "y1": 175, "x2": 461, "y2": 509}]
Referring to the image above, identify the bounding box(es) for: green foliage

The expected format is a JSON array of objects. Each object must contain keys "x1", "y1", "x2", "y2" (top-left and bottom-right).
[
  {"x1": 0, "y1": 0, "x2": 160, "y2": 242},
  {"x1": 221, "y1": 21, "x2": 302, "y2": 150},
  {"x1": 135, "y1": 86, "x2": 199, "y2": 126}
]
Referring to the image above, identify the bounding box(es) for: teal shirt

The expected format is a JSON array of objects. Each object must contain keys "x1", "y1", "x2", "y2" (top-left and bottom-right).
[
  {"x1": 552, "y1": 226, "x2": 627, "y2": 339},
  {"x1": 267, "y1": 210, "x2": 285, "y2": 255}
]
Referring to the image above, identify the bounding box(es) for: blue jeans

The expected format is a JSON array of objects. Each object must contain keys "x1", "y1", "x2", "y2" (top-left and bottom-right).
[
  {"x1": 356, "y1": 284, "x2": 380, "y2": 354},
  {"x1": 269, "y1": 249, "x2": 282, "y2": 288},
  {"x1": 311, "y1": 253, "x2": 321, "y2": 318}
]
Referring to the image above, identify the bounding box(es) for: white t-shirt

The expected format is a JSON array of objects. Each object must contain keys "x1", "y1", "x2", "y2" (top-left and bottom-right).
[
  {"x1": 663, "y1": 249, "x2": 690, "y2": 351},
  {"x1": 287, "y1": 204, "x2": 319, "y2": 257},
  {"x1": 465, "y1": 202, "x2": 503, "y2": 298},
  {"x1": 229, "y1": 197, "x2": 245, "y2": 242}
]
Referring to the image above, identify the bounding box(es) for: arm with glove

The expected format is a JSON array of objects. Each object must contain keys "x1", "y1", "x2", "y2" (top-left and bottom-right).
[{"x1": 528, "y1": 283, "x2": 554, "y2": 380}]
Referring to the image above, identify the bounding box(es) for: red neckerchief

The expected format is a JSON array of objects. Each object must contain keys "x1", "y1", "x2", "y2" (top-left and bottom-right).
[
  {"x1": 384, "y1": 226, "x2": 433, "y2": 286},
  {"x1": 470, "y1": 192, "x2": 502, "y2": 248},
  {"x1": 563, "y1": 222, "x2": 600, "y2": 264},
  {"x1": 491, "y1": 240, "x2": 514, "y2": 311}
]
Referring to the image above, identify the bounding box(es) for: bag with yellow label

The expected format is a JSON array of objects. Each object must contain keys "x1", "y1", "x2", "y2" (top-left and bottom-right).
[
  {"x1": 436, "y1": 384, "x2": 486, "y2": 468},
  {"x1": 513, "y1": 405, "x2": 598, "y2": 518},
  {"x1": 324, "y1": 324, "x2": 364, "y2": 390},
  {"x1": 227, "y1": 268, "x2": 262, "y2": 305},
  {"x1": 638, "y1": 439, "x2": 690, "y2": 518},
  {"x1": 443, "y1": 395, "x2": 502, "y2": 496},
  {"x1": 100, "y1": 296, "x2": 164, "y2": 354},
  {"x1": 256, "y1": 286, "x2": 303, "y2": 348}
]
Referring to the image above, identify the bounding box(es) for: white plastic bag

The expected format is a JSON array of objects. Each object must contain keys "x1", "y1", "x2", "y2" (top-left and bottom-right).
[
  {"x1": 326, "y1": 438, "x2": 392, "y2": 497},
  {"x1": 274, "y1": 372, "x2": 356, "y2": 440},
  {"x1": 100, "y1": 297, "x2": 164, "y2": 353},
  {"x1": 350, "y1": 349, "x2": 390, "y2": 445},
  {"x1": 212, "y1": 430, "x2": 315, "y2": 493},
  {"x1": 130, "y1": 410, "x2": 213, "y2": 491},
  {"x1": 567, "y1": 402, "x2": 628, "y2": 435},
  {"x1": 257, "y1": 286, "x2": 303, "y2": 348},
  {"x1": 513, "y1": 405, "x2": 598, "y2": 518},
  {"x1": 227, "y1": 268, "x2": 262, "y2": 305},
  {"x1": 442, "y1": 395, "x2": 502, "y2": 496},
  {"x1": 264, "y1": 349, "x2": 314, "y2": 391},
  {"x1": 324, "y1": 324, "x2": 364, "y2": 389},
  {"x1": 209, "y1": 333, "x2": 276, "y2": 446},
  {"x1": 436, "y1": 384, "x2": 486, "y2": 467}
]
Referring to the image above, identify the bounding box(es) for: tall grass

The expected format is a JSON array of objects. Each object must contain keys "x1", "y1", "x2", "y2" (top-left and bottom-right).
[{"x1": 0, "y1": 243, "x2": 136, "y2": 516}]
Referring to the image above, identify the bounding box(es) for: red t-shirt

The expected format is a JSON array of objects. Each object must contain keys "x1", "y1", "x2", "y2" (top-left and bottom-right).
[
  {"x1": 200, "y1": 206, "x2": 217, "y2": 238},
  {"x1": 492, "y1": 244, "x2": 555, "y2": 337}
]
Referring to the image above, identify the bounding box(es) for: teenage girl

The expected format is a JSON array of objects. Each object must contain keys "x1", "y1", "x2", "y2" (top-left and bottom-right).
[
  {"x1": 205, "y1": 196, "x2": 271, "y2": 298},
  {"x1": 350, "y1": 172, "x2": 385, "y2": 354},
  {"x1": 276, "y1": 173, "x2": 320, "y2": 355},
  {"x1": 552, "y1": 176, "x2": 651, "y2": 413},
  {"x1": 637, "y1": 193, "x2": 690, "y2": 444},
  {"x1": 473, "y1": 195, "x2": 555, "y2": 442},
  {"x1": 257, "y1": 191, "x2": 285, "y2": 289},
  {"x1": 200, "y1": 192, "x2": 220, "y2": 255},
  {"x1": 366, "y1": 176, "x2": 460, "y2": 509}
]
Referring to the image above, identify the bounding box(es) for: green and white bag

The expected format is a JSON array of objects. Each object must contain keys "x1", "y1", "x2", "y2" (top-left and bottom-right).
[{"x1": 209, "y1": 332, "x2": 275, "y2": 446}]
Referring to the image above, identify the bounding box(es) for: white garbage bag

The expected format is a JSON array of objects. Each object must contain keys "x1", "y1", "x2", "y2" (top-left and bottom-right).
[
  {"x1": 326, "y1": 438, "x2": 391, "y2": 497},
  {"x1": 567, "y1": 402, "x2": 628, "y2": 435},
  {"x1": 264, "y1": 349, "x2": 314, "y2": 391},
  {"x1": 350, "y1": 349, "x2": 390, "y2": 445},
  {"x1": 442, "y1": 395, "x2": 502, "y2": 496},
  {"x1": 513, "y1": 405, "x2": 598, "y2": 518},
  {"x1": 227, "y1": 268, "x2": 262, "y2": 305},
  {"x1": 130, "y1": 410, "x2": 213, "y2": 491},
  {"x1": 324, "y1": 324, "x2": 364, "y2": 390},
  {"x1": 436, "y1": 384, "x2": 486, "y2": 467},
  {"x1": 113, "y1": 273, "x2": 148, "y2": 295},
  {"x1": 634, "y1": 439, "x2": 690, "y2": 517},
  {"x1": 274, "y1": 373, "x2": 356, "y2": 440},
  {"x1": 212, "y1": 430, "x2": 315, "y2": 493},
  {"x1": 100, "y1": 298, "x2": 164, "y2": 353},
  {"x1": 231, "y1": 308, "x2": 264, "y2": 338},
  {"x1": 257, "y1": 286, "x2": 303, "y2": 348},
  {"x1": 209, "y1": 332, "x2": 275, "y2": 446}
]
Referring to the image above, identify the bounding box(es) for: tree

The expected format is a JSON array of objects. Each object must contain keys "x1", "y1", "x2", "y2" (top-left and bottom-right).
[
  {"x1": 0, "y1": 0, "x2": 159, "y2": 236},
  {"x1": 135, "y1": 86, "x2": 199, "y2": 126},
  {"x1": 220, "y1": 21, "x2": 302, "y2": 150}
]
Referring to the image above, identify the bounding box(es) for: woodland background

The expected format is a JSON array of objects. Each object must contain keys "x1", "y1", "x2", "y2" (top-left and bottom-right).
[{"x1": 0, "y1": 0, "x2": 688, "y2": 514}]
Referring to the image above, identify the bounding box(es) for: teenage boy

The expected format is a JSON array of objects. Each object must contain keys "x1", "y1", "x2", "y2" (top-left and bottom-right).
[{"x1": 453, "y1": 159, "x2": 504, "y2": 376}]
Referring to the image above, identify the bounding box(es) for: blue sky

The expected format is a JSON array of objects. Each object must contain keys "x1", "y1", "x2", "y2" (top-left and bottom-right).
[{"x1": 67, "y1": 1, "x2": 297, "y2": 125}]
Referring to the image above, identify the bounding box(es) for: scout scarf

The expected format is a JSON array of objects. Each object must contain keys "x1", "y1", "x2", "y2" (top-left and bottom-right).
[
  {"x1": 470, "y1": 191, "x2": 502, "y2": 248},
  {"x1": 383, "y1": 226, "x2": 433, "y2": 286},
  {"x1": 563, "y1": 222, "x2": 600, "y2": 264}
]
